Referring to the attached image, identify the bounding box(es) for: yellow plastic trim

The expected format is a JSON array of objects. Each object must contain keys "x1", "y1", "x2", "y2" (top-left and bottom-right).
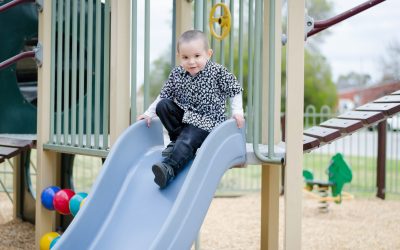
[
  {"x1": 209, "y1": 3, "x2": 231, "y2": 40},
  {"x1": 303, "y1": 188, "x2": 354, "y2": 203}
]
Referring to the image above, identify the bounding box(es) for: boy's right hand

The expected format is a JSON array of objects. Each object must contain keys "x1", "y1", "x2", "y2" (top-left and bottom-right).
[{"x1": 137, "y1": 114, "x2": 152, "y2": 127}]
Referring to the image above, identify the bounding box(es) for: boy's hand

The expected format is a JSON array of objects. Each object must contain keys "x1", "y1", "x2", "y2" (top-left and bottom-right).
[
  {"x1": 137, "y1": 114, "x2": 152, "y2": 127},
  {"x1": 232, "y1": 113, "x2": 245, "y2": 129}
]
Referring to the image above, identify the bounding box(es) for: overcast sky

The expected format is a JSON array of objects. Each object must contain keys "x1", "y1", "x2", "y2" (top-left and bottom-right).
[
  {"x1": 318, "y1": 0, "x2": 400, "y2": 83},
  {"x1": 135, "y1": 0, "x2": 400, "y2": 85}
]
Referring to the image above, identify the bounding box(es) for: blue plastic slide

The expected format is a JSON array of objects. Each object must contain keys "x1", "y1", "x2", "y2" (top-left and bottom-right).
[{"x1": 54, "y1": 118, "x2": 246, "y2": 250}]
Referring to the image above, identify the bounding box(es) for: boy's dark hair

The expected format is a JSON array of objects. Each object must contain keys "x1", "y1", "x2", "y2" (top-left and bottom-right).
[{"x1": 177, "y1": 30, "x2": 209, "y2": 52}]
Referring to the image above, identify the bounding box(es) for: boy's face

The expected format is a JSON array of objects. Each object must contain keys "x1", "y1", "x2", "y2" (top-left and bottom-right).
[{"x1": 177, "y1": 39, "x2": 213, "y2": 76}]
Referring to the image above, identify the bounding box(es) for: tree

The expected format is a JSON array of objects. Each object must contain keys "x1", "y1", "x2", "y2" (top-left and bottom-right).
[
  {"x1": 337, "y1": 72, "x2": 372, "y2": 89},
  {"x1": 303, "y1": 49, "x2": 337, "y2": 110},
  {"x1": 147, "y1": 54, "x2": 172, "y2": 100},
  {"x1": 379, "y1": 40, "x2": 400, "y2": 82},
  {"x1": 281, "y1": 48, "x2": 337, "y2": 111}
]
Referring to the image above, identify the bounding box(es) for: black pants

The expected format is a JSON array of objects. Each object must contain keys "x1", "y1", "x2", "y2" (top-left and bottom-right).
[{"x1": 156, "y1": 98, "x2": 209, "y2": 174}]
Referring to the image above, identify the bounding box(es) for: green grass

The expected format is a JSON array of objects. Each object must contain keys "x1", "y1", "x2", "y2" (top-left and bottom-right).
[
  {"x1": 304, "y1": 153, "x2": 400, "y2": 198},
  {"x1": 217, "y1": 153, "x2": 400, "y2": 199}
]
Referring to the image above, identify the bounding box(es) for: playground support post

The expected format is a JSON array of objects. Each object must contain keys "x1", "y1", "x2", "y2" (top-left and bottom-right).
[
  {"x1": 109, "y1": 0, "x2": 131, "y2": 145},
  {"x1": 36, "y1": 0, "x2": 59, "y2": 248},
  {"x1": 376, "y1": 121, "x2": 386, "y2": 199},
  {"x1": 284, "y1": 0, "x2": 305, "y2": 249},
  {"x1": 174, "y1": 0, "x2": 193, "y2": 64}
]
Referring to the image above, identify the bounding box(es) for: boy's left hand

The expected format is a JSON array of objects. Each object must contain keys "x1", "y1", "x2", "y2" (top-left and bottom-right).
[{"x1": 232, "y1": 113, "x2": 245, "y2": 129}]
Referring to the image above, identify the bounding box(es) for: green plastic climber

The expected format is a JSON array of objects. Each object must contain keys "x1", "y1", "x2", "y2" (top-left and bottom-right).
[{"x1": 303, "y1": 153, "x2": 353, "y2": 204}]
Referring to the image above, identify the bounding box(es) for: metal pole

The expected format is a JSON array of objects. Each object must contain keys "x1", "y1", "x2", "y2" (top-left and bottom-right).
[
  {"x1": 376, "y1": 120, "x2": 387, "y2": 199},
  {"x1": 144, "y1": 0, "x2": 150, "y2": 110},
  {"x1": 308, "y1": 0, "x2": 386, "y2": 37},
  {"x1": 0, "y1": 0, "x2": 35, "y2": 12},
  {"x1": 0, "y1": 51, "x2": 35, "y2": 70}
]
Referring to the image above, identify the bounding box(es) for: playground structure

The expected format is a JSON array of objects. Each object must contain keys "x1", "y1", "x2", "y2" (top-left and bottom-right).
[
  {"x1": 0, "y1": 0, "x2": 107, "y2": 230},
  {"x1": 0, "y1": 0, "x2": 397, "y2": 249}
]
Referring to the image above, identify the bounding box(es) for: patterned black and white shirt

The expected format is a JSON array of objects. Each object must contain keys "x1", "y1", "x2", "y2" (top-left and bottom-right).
[{"x1": 149, "y1": 60, "x2": 243, "y2": 132}]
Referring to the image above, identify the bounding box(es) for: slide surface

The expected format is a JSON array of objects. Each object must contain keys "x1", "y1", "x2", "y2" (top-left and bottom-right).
[{"x1": 54, "y1": 119, "x2": 246, "y2": 250}]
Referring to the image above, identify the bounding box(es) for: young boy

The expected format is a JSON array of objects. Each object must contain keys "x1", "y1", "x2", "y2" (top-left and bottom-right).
[{"x1": 137, "y1": 30, "x2": 244, "y2": 189}]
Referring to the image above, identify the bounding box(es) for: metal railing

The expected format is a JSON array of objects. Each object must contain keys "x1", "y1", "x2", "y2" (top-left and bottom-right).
[
  {"x1": 43, "y1": 0, "x2": 111, "y2": 157},
  {"x1": 0, "y1": 51, "x2": 35, "y2": 70},
  {"x1": 307, "y1": 0, "x2": 386, "y2": 37},
  {"x1": 0, "y1": 0, "x2": 35, "y2": 13}
]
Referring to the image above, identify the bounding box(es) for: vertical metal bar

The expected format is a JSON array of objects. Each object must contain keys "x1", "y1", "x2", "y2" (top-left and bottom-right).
[
  {"x1": 219, "y1": 0, "x2": 225, "y2": 66},
  {"x1": 211, "y1": 0, "x2": 216, "y2": 61},
  {"x1": 389, "y1": 122, "x2": 393, "y2": 192},
  {"x1": 395, "y1": 118, "x2": 399, "y2": 194},
  {"x1": 364, "y1": 127, "x2": 368, "y2": 190},
  {"x1": 356, "y1": 128, "x2": 361, "y2": 192},
  {"x1": 219, "y1": 40, "x2": 226, "y2": 66},
  {"x1": 78, "y1": 0, "x2": 86, "y2": 147},
  {"x1": 203, "y1": 0, "x2": 207, "y2": 33},
  {"x1": 171, "y1": 0, "x2": 177, "y2": 66},
  {"x1": 94, "y1": 0, "x2": 102, "y2": 148},
  {"x1": 64, "y1": 0, "x2": 71, "y2": 145},
  {"x1": 86, "y1": 0, "x2": 94, "y2": 148},
  {"x1": 396, "y1": 121, "x2": 399, "y2": 194},
  {"x1": 131, "y1": 0, "x2": 138, "y2": 123},
  {"x1": 247, "y1": 0, "x2": 254, "y2": 141},
  {"x1": 349, "y1": 135, "x2": 354, "y2": 191},
  {"x1": 194, "y1": 0, "x2": 202, "y2": 30},
  {"x1": 71, "y1": 0, "x2": 78, "y2": 146},
  {"x1": 320, "y1": 109, "x2": 325, "y2": 176},
  {"x1": 56, "y1": 0, "x2": 64, "y2": 144},
  {"x1": 102, "y1": 0, "x2": 110, "y2": 150},
  {"x1": 144, "y1": 0, "x2": 150, "y2": 110},
  {"x1": 228, "y1": 0, "x2": 234, "y2": 73},
  {"x1": 267, "y1": 0, "x2": 276, "y2": 157},
  {"x1": 238, "y1": 0, "x2": 244, "y2": 86},
  {"x1": 50, "y1": 0, "x2": 57, "y2": 143}
]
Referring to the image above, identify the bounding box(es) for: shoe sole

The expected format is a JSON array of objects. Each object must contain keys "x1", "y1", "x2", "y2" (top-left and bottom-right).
[{"x1": 152, "y1": 164, "x2": 167, "y2": 188}]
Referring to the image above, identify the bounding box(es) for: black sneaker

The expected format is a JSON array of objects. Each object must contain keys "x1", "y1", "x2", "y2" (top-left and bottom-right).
[
  {"x1": 152, "y1": 162, "x2": 175, "y2": 189},
  {"x1": 162, "y1": 141, "x2": 175, "y2": 157}
]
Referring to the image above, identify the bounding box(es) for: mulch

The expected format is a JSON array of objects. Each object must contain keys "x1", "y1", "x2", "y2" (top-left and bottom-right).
[{"x1": 1, "y1": 193, "x2": 400, "y2": 250}]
